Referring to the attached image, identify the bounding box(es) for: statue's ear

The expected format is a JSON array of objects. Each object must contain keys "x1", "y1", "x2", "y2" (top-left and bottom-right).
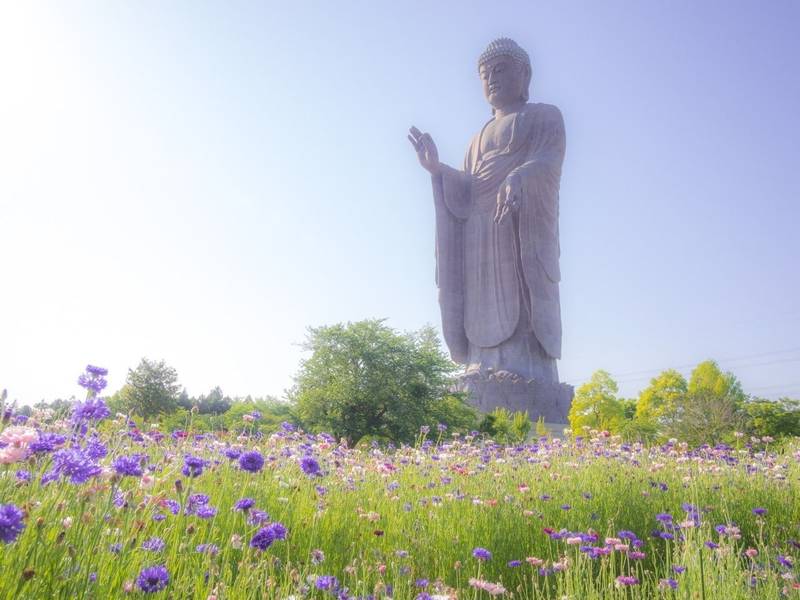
[{"x1": 521, "y1": 63, "x2": 532, "y2": 102}]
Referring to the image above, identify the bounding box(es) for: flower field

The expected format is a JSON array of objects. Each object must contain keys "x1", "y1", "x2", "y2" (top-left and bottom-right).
[{"x1": 1, "y1": 368, "x2": 799, "y2": 599}]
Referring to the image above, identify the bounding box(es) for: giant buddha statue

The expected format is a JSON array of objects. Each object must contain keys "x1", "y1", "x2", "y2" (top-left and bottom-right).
[{"x1": 409, "y1": 38, "x2": 573, "y2": 422}]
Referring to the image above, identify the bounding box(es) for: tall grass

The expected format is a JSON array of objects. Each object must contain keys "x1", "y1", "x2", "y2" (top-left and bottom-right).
[{"x1": 1, "y1": 413, "x2": 798, "y2": 599}]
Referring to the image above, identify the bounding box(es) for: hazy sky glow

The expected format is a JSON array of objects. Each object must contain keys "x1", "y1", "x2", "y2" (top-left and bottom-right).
[{"x1": 1, "y1": 1, "x2": 799, "y2": 404}]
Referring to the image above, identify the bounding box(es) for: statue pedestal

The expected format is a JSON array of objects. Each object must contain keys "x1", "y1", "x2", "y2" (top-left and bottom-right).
[{"x1": 456, "y1": 370, "x2": 573, "y2": 424}]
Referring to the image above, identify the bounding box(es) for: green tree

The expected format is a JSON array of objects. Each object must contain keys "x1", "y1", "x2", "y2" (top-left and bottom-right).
[
  {"x1": 118, "y1": 358, "x2": 181, "y2": 419},
  {"x1": 289, "y1": 320, "x2": 464, "y2": 445},
  {"x1": 635, "y1": 369, "x2": 688, "y2": 437},
  {"x1": 535, "y1": 415, "x2": 549, "y2": 438},
  {"x1": 195, "y1": 386, "x2": 232, "y2": 415},
  {"x1": 744, "y1": 397, "x2": 800, "y2": 439},
  {"x1": 223, "y1": 397, "x2": 297, "y2": 433},
  {"x1": 674, "y1": 360, "x2": 746, "y2": 445},
  {"x1": 478, "y1": 408, "x2": 531, "y2": 444},
  {"x1": 568, "y1": 370, "x2": 625, "y2": 433}
]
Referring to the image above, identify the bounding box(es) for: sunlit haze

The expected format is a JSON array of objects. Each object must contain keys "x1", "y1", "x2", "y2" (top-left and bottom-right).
[{"x1": 1, "y1": 1, "x2": 799, "y2": 404}]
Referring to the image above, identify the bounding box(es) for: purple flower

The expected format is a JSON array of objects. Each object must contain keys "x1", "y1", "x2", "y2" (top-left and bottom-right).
[
  {"x1": 137, "y1": 565, "x2": 169, "y2": 593},
  {"x1": 777, "y1": 555, "x2": 794, "y2": 568},
  {"x1": 315, "y1": 575, "x2": 339, "y2": 591},
  {"x1": 472, "y1": 547, "x2": 491, "y2": 561},
  {"x1": 29, "y1": 432, "x2": 66, "y2": 454},
  {"x1": 752, "y1": 507, "x2": 767, "y2": 516},
  {"x1": 247, "y1": 509, "x2": 270, "y2": 525},
  {"x1": 84, "y1": 437, "x2": 108, "y2": 460},
  {"x1": 188, "y1": 494, "x2": 210, "y2": 506},
  {"x1": 113, "y1": 490, "x2": 127, "y2": 508},
  {"x1": 249, "y1": 522, "x2": 287, "y2": 550},
  {"x1": 234, "y1": 497, "x2": 255, "y2": 512},
  {"x1": 223, "y1": 448, "x2": 242, "y2": 460},
  {"x1": 85, "y1": 365, "x2": 108, "y2": 377},
  {"x1": 164, "y1": 499, "x2": 180, "y2": 515},
  {"x1": 142, "y1": 537, "x2": 166, "y2": 552},
  {"x1": 616, "y1": 575, "x2": 639, "y2": 586},
  {"x1": 300, "y1": 455, "x2": 321, "y2": 477},
  {"x1": 181, "y1": 455, "x2": 207, "y2": 478},
  {"x1": 15, "y1": 470, "x2": 31, "y2": 482},
  {"x1": 195, "y1": 505, "x2": 217, "y2": 519},
  {"x1": 0, "y1": 504, "x2": 25, "y2": 543},
  {"x1": 196, "y1": 543, "x2": 219, "y2": 555},
  {"x1": 238, "y1": 450, "x2": 264, "y2": 473},
  {"x1": 77, "y1": 368, "x2": 108, "y2": 394},
  {"x1": 659, "y1": 578, "x2": 678, "y2": 590},
  {"x1": 415, "y1": 578, "x2": 429, "y2": 588},
  {"x1": 50, "y1": 447, "x2": 102, "y2": 484},
  {"x1": 72, "y1": 395, "x2": 109, "y2": 424},
  {"x1": 507, "y1": 560, "x2": 522, "y2": 567},
  {"x1": 113, "y1": 455, "x2": 143, "y2": 477},
  {"x1": 656, "y1": 513, "x2": 673, "y2": 523},
  {"x1": 673, "y1": 565, "x2": 686, "y2": 574}
]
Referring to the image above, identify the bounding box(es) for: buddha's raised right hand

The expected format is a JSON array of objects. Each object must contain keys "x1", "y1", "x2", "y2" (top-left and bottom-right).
[{"x1": 408, "y1": 126, "x2": 440, "y2": 176}]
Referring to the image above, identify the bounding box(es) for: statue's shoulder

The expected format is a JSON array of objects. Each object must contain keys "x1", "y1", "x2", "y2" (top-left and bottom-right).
[{"x1": 524, "y1": 102, "x2": 563, "y2": 124}]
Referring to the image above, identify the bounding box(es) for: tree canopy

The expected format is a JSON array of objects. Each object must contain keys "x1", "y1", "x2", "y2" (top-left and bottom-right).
[
  {"x1": 568, "y1": 370, "x2": 625, "y2": 433},
  {"x1": 289, "y1": 319, "x2": 474, "y2": 445},
  {"x1": 117, "y1": 358, "x2": 181, "y2": 419}
]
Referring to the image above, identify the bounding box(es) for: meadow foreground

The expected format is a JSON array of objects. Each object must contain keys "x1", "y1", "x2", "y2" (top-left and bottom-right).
[{"x1": 1, "y1": 400, "x2": 799, "y2": 599}]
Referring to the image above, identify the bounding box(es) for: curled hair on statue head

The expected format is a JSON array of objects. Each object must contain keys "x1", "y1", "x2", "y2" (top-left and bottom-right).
[{"x1": 478, "y1": 37, "x2": 532, "y2": 111}]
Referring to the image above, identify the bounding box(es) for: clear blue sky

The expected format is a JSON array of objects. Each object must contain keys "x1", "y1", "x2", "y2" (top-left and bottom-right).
[{"x1": 1, "y1": 1, "x2": 798, "y2": 404}]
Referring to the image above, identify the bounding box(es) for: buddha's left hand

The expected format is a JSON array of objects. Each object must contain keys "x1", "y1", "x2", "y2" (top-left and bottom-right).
[{"x1": 494, "y1": 173, "x2": 522, "y2": 224}]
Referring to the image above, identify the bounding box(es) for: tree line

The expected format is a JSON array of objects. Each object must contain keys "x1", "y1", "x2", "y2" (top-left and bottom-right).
[
  {"x1": 568, "y1": 363, "x2": 800, "y2": 445},
  {"x1": 16, "y1": 320, "x2": 800, "y2": 446}
]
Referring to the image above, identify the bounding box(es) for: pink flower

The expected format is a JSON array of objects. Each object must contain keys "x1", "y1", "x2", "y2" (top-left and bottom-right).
[
  {"x1": 0, "y1": 445, "x2": 29, "y2": 464},
  {"x1": 566, "y1": 536, "x2": 583, "y2": 545},
  {"x1": 0, "y1": 426, "x2": 38, "y2": 464},
  {"x1": 468, "y1": 578, "x2": 507, "y2": 596},
  {"x1": 0, "y1": 426, "x2": 38, "y2": 446}
]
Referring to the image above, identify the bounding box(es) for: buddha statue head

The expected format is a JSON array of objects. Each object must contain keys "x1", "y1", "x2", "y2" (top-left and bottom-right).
[{"x1": 478, "y1": 38, "x2": 532, "y2": 113}]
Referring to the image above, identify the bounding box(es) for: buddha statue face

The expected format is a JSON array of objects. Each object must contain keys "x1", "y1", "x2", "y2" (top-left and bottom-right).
[{"x1": 479, "y1": 54, "x2": 530, "y2": 112}]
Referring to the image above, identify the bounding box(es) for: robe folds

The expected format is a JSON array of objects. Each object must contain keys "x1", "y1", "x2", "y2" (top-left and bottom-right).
[{"x1": 431, "y1": 102, "x2": 566, "y2": 367}]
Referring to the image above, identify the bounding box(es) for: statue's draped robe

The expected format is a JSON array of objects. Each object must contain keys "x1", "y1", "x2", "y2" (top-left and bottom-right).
[{"x1": 431, "y1": 103, "x2": 565, "y2": 381}]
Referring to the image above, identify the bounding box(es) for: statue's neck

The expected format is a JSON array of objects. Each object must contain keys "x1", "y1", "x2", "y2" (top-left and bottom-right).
[{"x1": 494, "y1": 100, "x2": 527, "y2": 120}]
